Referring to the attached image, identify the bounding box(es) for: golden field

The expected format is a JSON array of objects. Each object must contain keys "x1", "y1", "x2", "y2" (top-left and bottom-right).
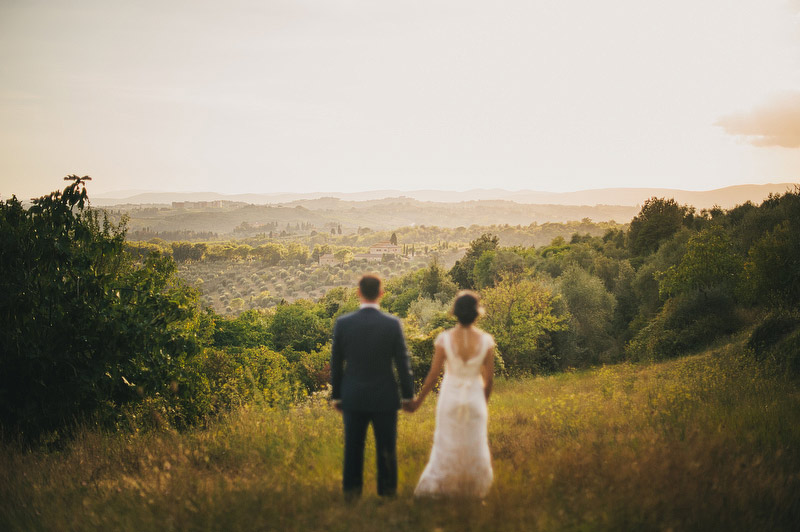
[{"x1": 2, "y1": 337, "x2": 798, "y2": 531}]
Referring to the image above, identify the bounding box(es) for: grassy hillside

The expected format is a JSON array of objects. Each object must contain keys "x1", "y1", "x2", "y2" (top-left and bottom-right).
[{"x1": 2, "y1": 337, "x2": 798, "y2": 531}]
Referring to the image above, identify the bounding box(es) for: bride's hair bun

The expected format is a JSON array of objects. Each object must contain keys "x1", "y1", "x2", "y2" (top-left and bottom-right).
[{"x1": 452, "y1": 290, "x2": 483, "y2": 325}]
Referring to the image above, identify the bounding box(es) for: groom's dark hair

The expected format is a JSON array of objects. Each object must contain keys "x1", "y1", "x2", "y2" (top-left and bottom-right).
[{"x1": 359, "y1": 274, "x2": 382, "y2": 301}]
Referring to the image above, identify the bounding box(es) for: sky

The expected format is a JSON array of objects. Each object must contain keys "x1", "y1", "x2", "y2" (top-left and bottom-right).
[{"x1": 1, "y1": 0, "x2": 799, "y2": 199}]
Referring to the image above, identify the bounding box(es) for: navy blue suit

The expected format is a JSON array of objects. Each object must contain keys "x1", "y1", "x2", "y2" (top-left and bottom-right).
[{"x1": 330, "y1": 306, "x2": 414, "y2": 496}]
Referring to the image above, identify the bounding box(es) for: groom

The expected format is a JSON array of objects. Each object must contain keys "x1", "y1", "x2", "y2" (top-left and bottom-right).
[{"x1": 330, "y1": 274, "x2": 415, "y2": 498}]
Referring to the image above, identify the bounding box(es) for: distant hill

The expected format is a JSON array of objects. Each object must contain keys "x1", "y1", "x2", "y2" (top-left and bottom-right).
[
  {"x1": 92, "y1": 183, "x2": 797, "y2": 209},
  {"x1": 111, "y1": 199, "x2": 639, "y2": 235}
]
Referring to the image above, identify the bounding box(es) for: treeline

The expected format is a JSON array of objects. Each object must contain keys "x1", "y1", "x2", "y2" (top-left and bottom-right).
[
  {"x1": 0, "y1": 179, "x2": 347, "y2": 439},
  {"x1": 126, "y1": 219, "x2": 624, "y2": 265},
  {"x1": 127, "y1": 240, "x2": 314, "y2": 264},
  {"x1": 2, "y1": 179, "x2": 798, "y2": 442},
  {"x1": 223, "y1": 219, "x2": 624, "y2": 249},
  {"x1": 428, "y1": 194, "x2": 800, "y2": 374},
  {"x1": 127, "y1": 228, "x2": 219, "y2": 241}
]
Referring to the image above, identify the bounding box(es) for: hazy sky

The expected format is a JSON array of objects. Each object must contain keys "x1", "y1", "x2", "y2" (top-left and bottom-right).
[{"x1": 2, "y1": 0, "x2": 799, "y2": 198}]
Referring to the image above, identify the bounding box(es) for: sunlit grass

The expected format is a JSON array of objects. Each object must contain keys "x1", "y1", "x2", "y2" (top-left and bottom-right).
[{"x1": 2, "y1": 338, "x2": 799, "y2": 531}]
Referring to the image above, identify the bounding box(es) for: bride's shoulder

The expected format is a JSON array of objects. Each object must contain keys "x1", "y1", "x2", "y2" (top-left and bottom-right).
[
  {"x1": 434, "y1": 329, "x2": 451, "y2": 346},
  {"x1": 475, "y1": 328, "x2": 495, "y2": 346}
]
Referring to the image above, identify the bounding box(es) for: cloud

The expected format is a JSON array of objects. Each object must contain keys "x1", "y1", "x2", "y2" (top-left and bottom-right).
[{"x1": 716, "y1": 91, "x2": 800, "y2": 148}]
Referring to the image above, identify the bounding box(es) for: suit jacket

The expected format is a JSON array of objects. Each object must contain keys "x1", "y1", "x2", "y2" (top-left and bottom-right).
[{"x1": 330, "y1": 307, "x2": 414, "y2": 412}]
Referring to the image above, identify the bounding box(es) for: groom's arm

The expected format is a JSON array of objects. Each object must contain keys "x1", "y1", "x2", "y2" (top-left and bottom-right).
[
  {"x1": 330, "y1": 319, "x2": 345, "y2": 409},
  {"x1": 392, "y1": 319, "x2": 415, "y2": 402}
]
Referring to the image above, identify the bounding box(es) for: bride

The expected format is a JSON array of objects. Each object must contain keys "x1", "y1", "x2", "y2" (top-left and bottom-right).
[{"x1": 409, "y1": 290, "x2": 495, "y2": 498}]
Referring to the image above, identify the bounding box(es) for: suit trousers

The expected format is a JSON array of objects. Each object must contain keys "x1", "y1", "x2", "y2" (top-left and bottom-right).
[{"x1": 342, "y1": 409, "x2": 398, "y2": 497}]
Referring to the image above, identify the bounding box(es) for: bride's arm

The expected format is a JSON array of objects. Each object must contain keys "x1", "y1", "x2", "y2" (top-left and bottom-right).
[
  {"x1": 482, "y1": 346, "x2": 495, "y2": 402},
  {"x1": 410, "y1": 344, "x2": 446, "y2": 411}
]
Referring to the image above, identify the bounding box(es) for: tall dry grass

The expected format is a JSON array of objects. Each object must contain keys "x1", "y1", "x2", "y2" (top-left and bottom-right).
[{"x1": 1, "y1": 338, "x2": 799, "y2": 531}]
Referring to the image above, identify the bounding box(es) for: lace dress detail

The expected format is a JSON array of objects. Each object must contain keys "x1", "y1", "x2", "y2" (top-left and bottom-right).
[{"x1": 414, "y1": 330, "x2": 493, "y2": 497}]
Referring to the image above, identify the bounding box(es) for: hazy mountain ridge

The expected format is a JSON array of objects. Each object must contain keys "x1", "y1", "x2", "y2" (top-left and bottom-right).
[{"x1": 92, "y1": 183, "x2": 798, "y2": 209}]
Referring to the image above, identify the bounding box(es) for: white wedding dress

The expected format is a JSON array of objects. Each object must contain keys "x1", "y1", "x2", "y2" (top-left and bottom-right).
[{"x1": 414, "y1": 329, "x2": 494, "y2": 497}]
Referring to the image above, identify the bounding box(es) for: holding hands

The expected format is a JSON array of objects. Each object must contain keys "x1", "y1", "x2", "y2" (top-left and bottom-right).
[{"x1": 403, "y1": 397, "x2": 421, "y2": 413}]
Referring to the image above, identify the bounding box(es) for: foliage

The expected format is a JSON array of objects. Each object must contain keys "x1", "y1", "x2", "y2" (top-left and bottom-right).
[
  {"x1": 481, "y1": 275, "x2": 567, "y2": 374},
  {"x1": 627, "y1": 197, "x2": 690, "y2": 256},
  {"x1": 557, "y1": 266, "x2": 617, "y2": 364},
  {"x1": 747, "y1": 311, "x2": 800, "y2": 375},
  {"x1": 193, "y1": 347, "x2": 305, "y2": 411},
  {"x1": 253, "y1": 242, "x2": 286, "y2": 265},
  {"x1": 418, "y1": 258, "x2": 457, "y2": 301},
  {"x1": 171, "y1": 242, "x2": 206, "y2": 262},
  {"x1": 382, "y1": 269, "x2": 426, "y2": 317},
  {"x1": 268, "y1": 301, "x2": 329, "y2": 353},
  {"x1": 317, "y1": 286, "x2": 360, "y2": 319},
  {"x1": 626, "y1": 289, "x2": 741, "y2": 361},
  {"x1": 5, "y1": 178, "x2": 800, "y2": 441},
  {"x1": 659, "y1": 225, "x2": 742, "y2": 298},
  {"x1": 405, "y1": 298, "x2": 454, "y2": 334},
  {"x1": 743, "y1": 219, "x2": 800, "y2": 308},
  {"x1": 0, "y1": 178, "x2": 208, "y2": 438},
  {"x1": 212, "y1": 309, "x2": 273, "y2": 348},
  {"x1": 473, "y1": 249, "x2": 527, "y2": 288},
  {"x1": 449, "y1": 233, "x2": 500, "y2": 289}
]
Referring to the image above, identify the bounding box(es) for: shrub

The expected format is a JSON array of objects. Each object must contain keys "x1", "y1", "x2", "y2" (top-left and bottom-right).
[
  {"x1": 193, "y1": 347, "x2": 304, "y2": 412},
  {"x1": 627, "y1": 289, "x2": 741, "y2": 361},
  {"x1": 558, "y1": 266, "x2": 617, "y2": 364},
  {"x1": 0, "y1": 178, "x2": 208, "y2": 439},
  {"x1": 481, "y1": 275, "x2": 567, "y2": 374},
  {"x1": 748, "y1": 312, "x2": 800, "y2": 374},
  {"x1": 268, "y1": 302, "x2": 329, "y2": 352}
]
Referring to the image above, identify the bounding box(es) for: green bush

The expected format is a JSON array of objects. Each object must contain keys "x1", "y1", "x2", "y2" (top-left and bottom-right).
[
  {"x1": 0, "y1": 178, "x2": 208, "y2": 439},
  {"x1": 748, "y1": 312, "x2": 800, "y2": 375},
  {"x1": 557, "y1": 266, "x2": 617, "y2": 364},
  {"x1": 192, "y1": 347, "x2": 304, "y2": 412},
  {"x1": 213, "y1": 309, "x2": 273, "y2": 348},
  {"x1": 627, "y1": 289, "x2": 741, "y2": 361}
]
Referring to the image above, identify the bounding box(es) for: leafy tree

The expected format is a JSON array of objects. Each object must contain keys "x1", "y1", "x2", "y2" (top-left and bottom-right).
[
  {"x1": 268, "y1": 301, "x2": 328, "y2": 352},
  {"x1": 212, "y1": 309, "x2": 273, "y2": 347},
  {"x1": 627, "y1": 197, "x2": 690, "y2": 256},
  {"x1": 311, "y1": 244, "x2": 331, "y2": 262},
  {"x1": 390, "y1": 232, "x2": 398, "y2": 245},
  {"x1": 254, "y1": 242, "x2": 286, "y2": 265},
  {"x1": 420, "y1": 258, "x2": 457, "y2": 300},
  {"x1": 171, "y1": 242, "x2": 206, "y2": 262},
  {"x1": 285, "y1": 242, "x2": 310, "y2": 263},
  {"x1": 558, "y1": 266, "x2": 617, "y2": 362},
  {"x1": 198, "y1": 347, "x2": 303, "y2": 408},
  {"x1": 481, "y1": 275, "x2": 567, "y2": 374},
  {"x1": 659, "y1": 225, "x2": 742, "y2": 298},
  {"x1": 382, "y1": 268, "x2": 426, "y2": 317},
  {"x1": 626, "y1": 288, "x2": 740, "y2": 361},
  {"x1": 449, "y1": 233, "x2": 500, "y2": 289},
  {"x1": 0, "y1": 177, "x2": 208, "y2": 438},
  {"x1": 334, "y1": 248, "x2": 353, "y2": 264},
  {"x1": 406, "y1": 298, "x2": 453, "y2": 333},
  {"x1": 472, "y1": 251, "x2": 497, "y2": 289},
  {"x1": 318, "y1": 286, "x2": 359, "y2": 319},
  {"x1": 744, "y1": 219, "x2": 800, "y2": 308},
  {"x1": 473, "y1": 249, "x2": 526, "y2": 288}
]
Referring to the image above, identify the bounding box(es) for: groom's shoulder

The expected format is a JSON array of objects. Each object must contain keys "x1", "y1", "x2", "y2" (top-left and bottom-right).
[
  {"x1": 335, "y1": 308, "x2": 401, "y2": 325},
  {"x1": 334, "y1": 310, "x2": 359, "y2": 325},
  {"x1": 378, "y1": 309, "x2": 403, "y2": 329}
]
